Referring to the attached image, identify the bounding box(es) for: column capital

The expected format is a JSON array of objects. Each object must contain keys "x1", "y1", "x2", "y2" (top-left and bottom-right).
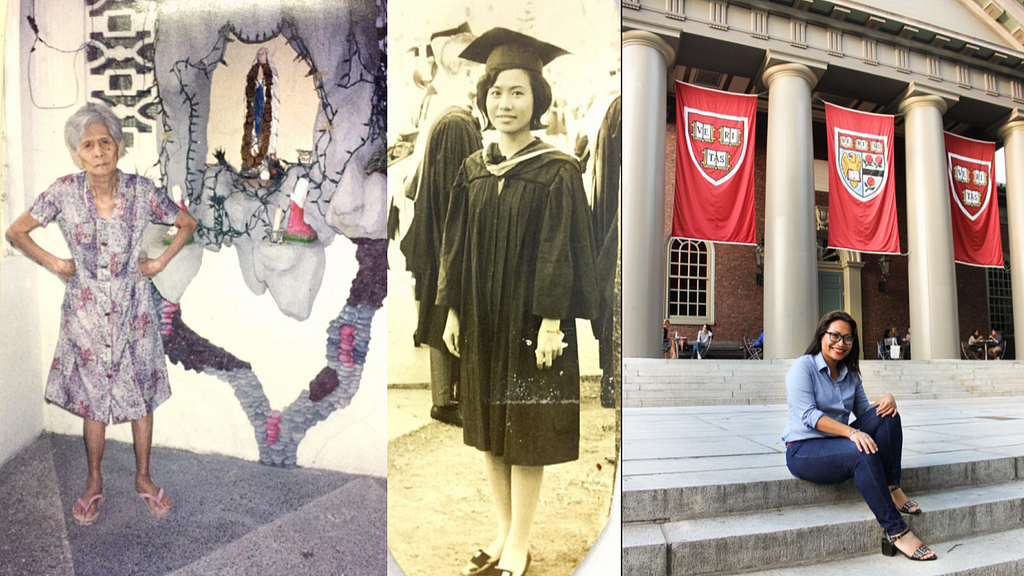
[
  {"x1": 759, "y1": 50, "x2": 826, "y2": 90},
  {"x1": 997, "y1": 111, "x2": 1024, "y2": 140},
  {"x1": 895, "y1": 82, "x2": 958, "y2": 115},
  {"x1": 623, "y1": 31, "x2": 675, "y2": 66}
]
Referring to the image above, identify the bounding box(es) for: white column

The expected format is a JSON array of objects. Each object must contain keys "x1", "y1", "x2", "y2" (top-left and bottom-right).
[
  {"x1": 622, "y1": 31, "x2": 675, "y2": 358},
  {"x1": 998, "y1": 119, "x2": 1024, "y2": 347},
  {"x1": 762, "y1": 63, "x2": 820, "y2": 359},
  {"x1": 899, "y1": 94, "x2": 959, "y2": 359}
]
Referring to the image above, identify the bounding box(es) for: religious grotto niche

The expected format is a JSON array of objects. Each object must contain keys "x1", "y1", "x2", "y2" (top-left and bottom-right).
[{"x1": 136, "y1": 0, "x2": 386, "y2": 467}]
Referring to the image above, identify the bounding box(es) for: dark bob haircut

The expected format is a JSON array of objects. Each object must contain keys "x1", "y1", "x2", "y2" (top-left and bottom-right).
[
  {"x1": 475, "y1": 67, "x2": 553, "y2": 132},
  {"x1": 803, "y1": 310, "x2": 861, "y2": 377}
]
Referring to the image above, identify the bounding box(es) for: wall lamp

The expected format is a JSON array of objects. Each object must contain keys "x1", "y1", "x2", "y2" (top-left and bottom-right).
[{"x1": 878, "y1": 254, "x2": 891, "y2": 292}]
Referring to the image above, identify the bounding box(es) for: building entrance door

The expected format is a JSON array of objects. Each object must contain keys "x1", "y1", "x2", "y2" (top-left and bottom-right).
[{"x1": 819, "y1": 271, "x2": 845, "y2": 319}]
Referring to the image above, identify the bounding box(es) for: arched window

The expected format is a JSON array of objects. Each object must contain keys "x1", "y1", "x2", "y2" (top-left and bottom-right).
[{"x1": 666, "y1": 238, "x2": 714, "y2": 324}]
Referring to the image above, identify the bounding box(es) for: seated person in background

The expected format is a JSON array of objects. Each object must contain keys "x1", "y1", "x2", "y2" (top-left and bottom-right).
[
  {"x1": 663, "y1": 319, "x2": 671, "y2": 357},
  {"x1": 692, "y1": 324, "x2": 713, "y2": 359},
  {"x1": 968, "y1": 329, "x2": 985, "y2": 356},
  {"x1": 903, "y1": 328, "x2": 911, "y2": 360},
  {"x1": 882, "y1": 327, "x2": 902, "y2": 359},
  {"x1": 987, "y1": 329, "x2": 1003, "y2": 359}
]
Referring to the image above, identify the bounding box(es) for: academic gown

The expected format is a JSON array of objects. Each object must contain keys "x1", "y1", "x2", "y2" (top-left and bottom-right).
[
  {"x1": 437, "y1": 139, "x2": 599, "y2": 466},
  {"x1": 400, "y1": 106, "x2": 482, "y2": 350},
  {"x1": 590, "y1": 96, "x2": 622, "y2": 407}
]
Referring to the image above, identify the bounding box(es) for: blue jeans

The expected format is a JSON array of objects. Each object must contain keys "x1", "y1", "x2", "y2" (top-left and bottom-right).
[
  {"x1": 786, "y1": 409, "x2": 908, "y2": 536},
  {"x1": 691, "y1": 341, "x2": 703, "y2": 358}
]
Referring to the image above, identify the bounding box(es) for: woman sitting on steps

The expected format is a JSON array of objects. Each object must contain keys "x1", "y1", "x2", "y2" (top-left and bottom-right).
[{"x1": 781, "y1": 310, "x2": 936, "y2": 561}]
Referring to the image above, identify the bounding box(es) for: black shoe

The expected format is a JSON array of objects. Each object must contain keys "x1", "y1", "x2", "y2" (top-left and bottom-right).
[
  {"x1": 462, "y1": 549, "x2": 498, "y2": 576},
  {"x1": 430, "y1": 405, "x2": 462, "y2": 427},
  {"x1": 881, "y1": 529, "x2": 937, "y2": 561}
]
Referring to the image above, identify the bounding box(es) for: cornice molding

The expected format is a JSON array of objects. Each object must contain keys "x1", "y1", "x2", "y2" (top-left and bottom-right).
[{"x1": 623, "y1": 0, "x2": 1024, "y2": 76}]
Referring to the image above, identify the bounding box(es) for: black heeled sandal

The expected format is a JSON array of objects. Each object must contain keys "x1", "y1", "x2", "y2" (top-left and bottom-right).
[
  {"x1": 881, "y1": 528, "x2": 937, "y2": 561},
  {"x1": 890, "y1": 486, "x2": 923, "y2": 515},
  {"x1": 462, "y1": 549, "x2": 498, "y2": 576}
]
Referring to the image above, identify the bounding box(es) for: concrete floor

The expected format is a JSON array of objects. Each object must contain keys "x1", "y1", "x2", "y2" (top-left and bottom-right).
[{"x1": 0, "y1": 433, "x2": 386, "y2": 576}]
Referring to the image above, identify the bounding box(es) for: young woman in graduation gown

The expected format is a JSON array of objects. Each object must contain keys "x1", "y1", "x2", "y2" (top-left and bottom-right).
[{"x1": 437, "y1": 28, "x2": 599, "y2": 576}]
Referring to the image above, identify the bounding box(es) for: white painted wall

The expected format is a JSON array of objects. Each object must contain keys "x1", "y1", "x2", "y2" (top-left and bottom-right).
[{"x1": 0, "y1": 258, "x2": 45, "y2": 467}]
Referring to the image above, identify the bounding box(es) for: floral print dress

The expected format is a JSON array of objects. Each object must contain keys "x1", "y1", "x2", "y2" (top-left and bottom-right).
[{"x1": 29, "y1": 171, "x2": 180, "y2": 424}]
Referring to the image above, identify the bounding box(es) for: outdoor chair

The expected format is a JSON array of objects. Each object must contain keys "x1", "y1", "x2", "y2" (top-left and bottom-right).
[
  {"x1": 961, "y1": 341, "x2": 979, "y2": 360},
  {"x1": 743, "y1": 336, "x2": 762, "y2": 360},
  {"x1": 877, "y1": 341, "x2": 888, "y2": 360}
]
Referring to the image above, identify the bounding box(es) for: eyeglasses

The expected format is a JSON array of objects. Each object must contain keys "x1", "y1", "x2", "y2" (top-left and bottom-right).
[{"x1": 824, "y1": 331, "x2": 854, "y2": 345}]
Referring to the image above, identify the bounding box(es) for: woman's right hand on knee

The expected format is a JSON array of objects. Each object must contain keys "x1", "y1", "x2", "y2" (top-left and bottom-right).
[{"x1": 849, "y1": 430, "x2": 877, "y2": 454}]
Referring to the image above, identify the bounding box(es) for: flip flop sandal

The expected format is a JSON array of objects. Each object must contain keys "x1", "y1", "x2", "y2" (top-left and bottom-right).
[
  {"x1": 73, "y1": 494, "x2": 104, "y2": 526},
  {"x1": 138, "y1": 488, "x2": 171, "y2": 517}
]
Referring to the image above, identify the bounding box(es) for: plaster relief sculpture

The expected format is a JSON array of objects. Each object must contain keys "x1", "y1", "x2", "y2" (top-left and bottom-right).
[{"x1": 147, "y1": 0, "x2": 386, "y2": 467}]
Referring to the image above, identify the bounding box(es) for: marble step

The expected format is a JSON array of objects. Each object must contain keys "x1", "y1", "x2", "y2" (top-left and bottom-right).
[
  {"x1": 624, "y1": 480, "x2": 1024, "y2": 576},
  {"x1": 745, "y1": 527, "x2": 1024, "y2": 576},
  {"x1": 624, "y1": 450, "x2": 1024, "y2": 524}
]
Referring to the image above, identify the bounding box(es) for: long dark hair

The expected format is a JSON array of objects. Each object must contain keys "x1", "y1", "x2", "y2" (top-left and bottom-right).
[{"x1": 804, "y1": 310, "x2": 861, "y2": 376}]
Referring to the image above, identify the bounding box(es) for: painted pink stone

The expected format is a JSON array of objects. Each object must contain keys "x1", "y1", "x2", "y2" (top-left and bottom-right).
[
  {"x1": 337, "y1": 324, "x2": 356, "y2": 367},
  {"x1": 264, "y1": 410, "x2": 282, "y2": 445}
]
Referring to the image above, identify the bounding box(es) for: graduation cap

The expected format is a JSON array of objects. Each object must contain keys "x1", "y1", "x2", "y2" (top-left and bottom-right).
[
  {"x1": 430, "y1": 22, "x2": 473, "y2": 42},
  {"x1": 459, "y1": 27, "x2": 570, "y2": 73},
  {"x1": 429, "y1": 22, "x2": 473, "y2": 62}
]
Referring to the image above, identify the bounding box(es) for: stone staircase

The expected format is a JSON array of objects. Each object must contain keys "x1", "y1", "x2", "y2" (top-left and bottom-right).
[
  {"x1": 624, "y1": 359, "x2": 1024, "y2": 407},
  {"x1": 622, "y1": 397, "x2": 1024, "y2": 575}
]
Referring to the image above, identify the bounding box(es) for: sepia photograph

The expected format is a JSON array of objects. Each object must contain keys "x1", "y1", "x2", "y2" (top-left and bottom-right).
[{"x1": 386, "y1": 1, "x2": 621, "y2": 575}]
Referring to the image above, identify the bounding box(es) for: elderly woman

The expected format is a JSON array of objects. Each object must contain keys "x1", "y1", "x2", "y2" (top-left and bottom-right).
[
  {"x1": 782, "y1": 311, "x2": 936, "y2": 561},
  {"x1": 5, "y1": 102, "x2": 196, "y2": 526},
  {"x1": 439, "y1": 28, "x2": 598, "y2": 576}
]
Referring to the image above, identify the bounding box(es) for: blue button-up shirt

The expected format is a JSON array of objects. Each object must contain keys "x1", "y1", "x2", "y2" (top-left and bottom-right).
[{"x1": 781, "y1": 353, "x2": 871, "y2": 443}]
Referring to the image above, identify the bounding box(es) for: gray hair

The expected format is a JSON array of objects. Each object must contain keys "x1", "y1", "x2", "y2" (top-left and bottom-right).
[
  {"x1": 64, "y1": 102, "x2": 125, "y2": 159},
  {"x1": 438, "y1": 33, "x2": 476, "y2": 77}
]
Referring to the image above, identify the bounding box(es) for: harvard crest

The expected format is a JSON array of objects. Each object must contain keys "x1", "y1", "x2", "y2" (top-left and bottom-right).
[
  {"x1": 834, "y1": 128, "x2": 890, "y2": 201},
  {"x1": 948, "y1": 153, "x2": 991, "y2": 221},
  {"x1": 683, "y1": 107, "x2": 749, "y2": 186}
]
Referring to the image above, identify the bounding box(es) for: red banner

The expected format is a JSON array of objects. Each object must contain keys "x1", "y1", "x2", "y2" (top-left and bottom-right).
[
  {"x1": 825, "y1": 103, "x2": 900, "y2": 254},
  {"x1": 944, "y1": 132, "x2": 1003, "y2": 267},
  {"x1": 672, "y1": 82, "x2": 756, "y2": 245}
]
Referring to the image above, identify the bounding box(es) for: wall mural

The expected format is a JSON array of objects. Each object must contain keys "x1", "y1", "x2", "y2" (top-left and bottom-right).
[{"x1": 74, "y1": 0, "x2": 387, "y2": 467}]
